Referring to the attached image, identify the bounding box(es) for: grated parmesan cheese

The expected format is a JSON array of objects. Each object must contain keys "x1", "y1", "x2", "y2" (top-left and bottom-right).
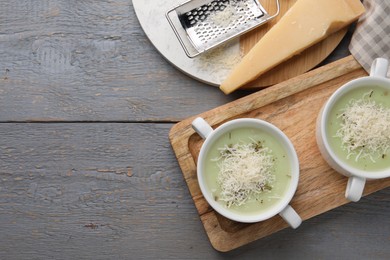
[
  {"x1": 198, "y1": 43, "x2": 243, "y2": 75},
  {"x1": 335, "y1": 91, "x2": 390, "y2": 162},
  {"x1": 202, "y1": 1, "x2": 248, "y2": 28},
  {"x1": 208, "y1": 5, "x2": 238, "y2": 28},
  {"x1": 213, "y1": 140, "x2": 275, "y2": 208}
]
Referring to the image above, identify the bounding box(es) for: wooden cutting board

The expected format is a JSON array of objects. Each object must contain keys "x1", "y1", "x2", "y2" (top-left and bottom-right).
[{"x1": 169, "y1": 56, "x2": 390, "y2": 252}]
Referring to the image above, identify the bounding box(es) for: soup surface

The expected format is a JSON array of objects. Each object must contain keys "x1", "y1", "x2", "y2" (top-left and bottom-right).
[
  {"x1": 203, "y1": 127, "x2": 292, "y2": 216},
  {"x1": 327, "y1": 86, "x2": 390, "y2": 171}
]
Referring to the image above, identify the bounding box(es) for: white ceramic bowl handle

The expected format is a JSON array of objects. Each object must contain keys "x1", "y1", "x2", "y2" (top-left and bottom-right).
[
  {"x1": 370, "y1": 58, "x2": 389, "y2": 78},
  {"x1": 192, "y1": 117, "x2": 214, "y2": 139},
  {"x1": 345, "y1": 176, "x2": 366, "y2": 202},
  {"x1": 279, "y1": 205, "x2": 302, "y2": 229}
]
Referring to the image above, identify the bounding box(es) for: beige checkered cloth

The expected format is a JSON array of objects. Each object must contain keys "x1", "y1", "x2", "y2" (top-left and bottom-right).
[{"x1": 349, "y1": 0, "x2": 390, "y2": 76}]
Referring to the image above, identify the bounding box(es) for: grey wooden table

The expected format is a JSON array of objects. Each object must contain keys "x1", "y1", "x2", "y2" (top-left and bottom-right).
[{"x1": 0, "y1": 1, "x2": 389, "y2": 259}]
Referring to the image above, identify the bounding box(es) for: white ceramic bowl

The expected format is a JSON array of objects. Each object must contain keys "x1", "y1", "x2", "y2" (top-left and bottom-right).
[
  {"x1": 316, "y1": 58, "x2": 390, "y2": 202},
  {"x1": 192, "y1": 117, "x2": 302, "y2": 228}
]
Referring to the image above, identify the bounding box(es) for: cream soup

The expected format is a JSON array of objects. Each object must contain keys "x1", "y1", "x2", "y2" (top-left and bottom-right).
[
  {"x1": 203, "y1": 127, "x2": 292, "y2": 216},
  {"x1": 327, "y1": 86, "x2": 390, "y2": 171}
]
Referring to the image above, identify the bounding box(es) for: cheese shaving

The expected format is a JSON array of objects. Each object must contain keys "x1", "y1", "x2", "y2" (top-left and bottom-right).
[
  {"x1": 335, "y1": 91, "x2": 390, "y2": 162},
  {"x1": 213, "y1": 140, "x2": 275, "y2": 208}
]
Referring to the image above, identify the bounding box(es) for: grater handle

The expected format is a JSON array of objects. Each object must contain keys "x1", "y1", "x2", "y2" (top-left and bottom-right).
[
  {"x1": 270, "y1": 0, "x2": 281, "y2": 21},
  {"x1": 166, "y1": 6, "x2": 200, "y2": 58}
]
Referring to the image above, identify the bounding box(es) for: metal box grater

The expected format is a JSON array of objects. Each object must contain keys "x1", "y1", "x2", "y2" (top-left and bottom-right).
[{"x1": 166, "y1": 0, "x2": 280, "y2": 58}]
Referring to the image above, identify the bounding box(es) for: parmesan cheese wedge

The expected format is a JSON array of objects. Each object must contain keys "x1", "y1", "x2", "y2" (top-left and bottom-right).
[{"x1": 220, "y1": 0, "x2": 365, "y2": 94}]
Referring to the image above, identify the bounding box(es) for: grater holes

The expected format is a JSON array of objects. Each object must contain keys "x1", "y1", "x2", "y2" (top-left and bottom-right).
[{"x1": 180, "y1": 0, "x2": 267, "y2": 49}]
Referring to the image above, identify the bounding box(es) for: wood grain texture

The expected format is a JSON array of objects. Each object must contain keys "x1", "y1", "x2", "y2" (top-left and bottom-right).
[
  {"x1": 240, "y1": 0, "x2": 347, "y2": 87},
  {"x1": 0, "y1": 0, "x2": 353, "y2": 122},
  {"x1": 170, "y1": 56, "x2": 390, "y2": 251},
  {"x1": 0, "y1": 0, "x2": 239, "y2": 122},
  {"x1": 0, "y1": 123, "x2": 207, "y2": 258},
  {"x1": 0, "y1": 123, "x2": 389, "y2": 259}
]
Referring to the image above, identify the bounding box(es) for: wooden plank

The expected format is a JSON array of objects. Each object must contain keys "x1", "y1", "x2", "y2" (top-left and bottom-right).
[
  {"x1": 0, "y1": 0, "x2": 239, "y2": 122},
  {"x1": 0, "y1": 1, "x2": 354, "y2": 123},
  {"x1": 0, "y1": 122, "x2": 389, "y2": 259},
  {"x1": 169, "y1": 56, "x2": 390, "y2": 251},
  {"x1": 0, "y1": 123, "x2": 208, "y2": 258}
]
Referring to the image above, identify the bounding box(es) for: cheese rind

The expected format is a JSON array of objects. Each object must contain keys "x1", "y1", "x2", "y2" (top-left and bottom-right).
[{"x1": 220, "y1": 0, "x2": 365, "y2": 94}]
